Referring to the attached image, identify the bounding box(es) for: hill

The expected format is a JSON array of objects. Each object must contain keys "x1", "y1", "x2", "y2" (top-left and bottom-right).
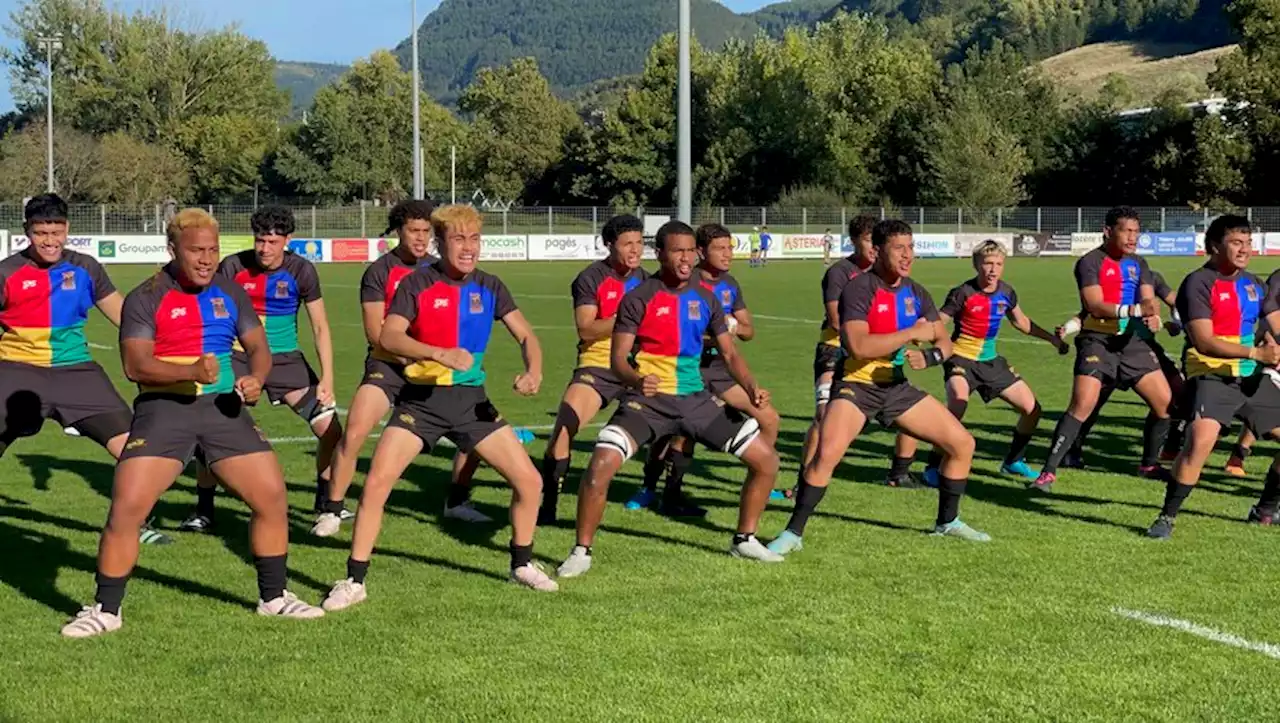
[
  {"x1": 1038, "y1": 41, "x2": 1235, "y2": 107},
  {"x1": 749, "y1": 0, "x2": 838, "y2": 36},
  {"x1": 274, "y1": 61, "x2": 349, "y2": 117}
]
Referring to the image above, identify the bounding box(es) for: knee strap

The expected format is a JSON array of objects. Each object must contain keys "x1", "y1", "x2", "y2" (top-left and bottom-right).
[
  {"x1": 291, "y1": 386, "x2": 336, "y2": 426},
  {"x1": 595, "y1": 424, "x2": 636, "y2": 461},
  {"x1": 723, "y1": 418, "x2": 761, "y2": 458}
]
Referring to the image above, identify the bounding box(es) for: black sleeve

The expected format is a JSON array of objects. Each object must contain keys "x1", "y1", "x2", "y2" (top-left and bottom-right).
[
  {"x1": 1074, "y1": 253, "x2": 1102, "y2": 290},
  {"x1": 940, "y1": 285, "x2": 966, "y2": 318},
  {"x1": 704, "y1": 288, "x2": 729, "y2": 337},
  {"x1": 613, "y1": 287, "x2": 647, "y2": 335},
  {"x1": 359, "y1": 259, "x2": 388, "y2": 304},
  {"x1": 1263, "y1": 272, "x2": 1280, "y2": 318},
  {"x1": 490, "y1": 276, "x2": 517, "y2": 319},
  {"x1": 839, "y1": 275, "x2": 873, "y2": 324},
  {"x1": 1003, "y1": 282, "x2": 1020, "y2": 309},
  {"x1": 730, "y1": 277, "x2": 747, "y2": 312},
  {"x1": 294, "y1": 258, "x2": 322, "y2": 303},
  {"x1": 216, "y1": 254, "x2": 241, "y2": 283},
  {"x1": 1153, "y1": 271, "x2": 1173, "y2": 301},
  {"x1": 119, "y1": 286, "x2": 158, "y2": 342},
  {"x1": 1177, "y1": 271, "x2": 1213, "y2": 323},
  {"x1": 571, "y1": 267, "x2": 599, "y2": 308},
  {"x1": 821, "y1": 265, "x2": 847, "y2": 304},
  {"x1": 1138, "y1": 257, "x2": 1154, "y2": 287},
  {"x1": 387, "y1": 275, "x2": 421, "y2": 321},
  {"x1": 915, "y1": 283, "x2": 940, "y2": 322}
]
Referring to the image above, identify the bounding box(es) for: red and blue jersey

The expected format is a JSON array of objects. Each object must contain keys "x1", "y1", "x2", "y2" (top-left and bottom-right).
[
  {"x1": 1075, "y1": 247, "x2": 1153, "y2": 335},
  {"x1": 699, "y1": 270, "x2": 746, "y2": 364},
  {"x1": 571, "y1": 259, "x2": 648, "y2": 369},
  {"x1": 1178, "y1": 266, "x2": 1273, "y2": 379},
  {"x1": 360, "y1": 251, "x2": 432, "y2": 363},
  {"x1": 0, "y1": 249, "x2": 115, "y2": 367},
  {"x1": 817, "y1": 256, "x2": 871, "y2": 346},
  {"x1": 219, "y1": 251, "x2": 321, "y2": 355},
  {"x1": 941, "y1": 279, "x2": 1018, "y2": 362},
  {"x1": 614, "y1": 278, "x2": 728, "y2": 395},
  {"x1": 386, "y1": 262, "x2": 517, "y2": 387},
  {"x1": 838, "y1": 272, "x2": 939, "y2": 383},
  {"x1": 119, "y1": 263, "x2": 261, "y2": 396}
]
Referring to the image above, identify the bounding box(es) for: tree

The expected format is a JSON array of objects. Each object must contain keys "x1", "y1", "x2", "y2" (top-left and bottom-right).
[
  {"x1": 923, "y1": 92, "x2": 1031, "y2": 209},
  {"x1": 457, "y1": 58, "x2": 581, "y2": 203},
  {"x1": 1206, "y1": 0, "x2": 1280, "y2": 203},
  {"x1": 0, "y1": 122, "x2": 99, "y2": 201},
  {"x1": 92, "y1": 132, "x2": 190, "y2": 205},
  {"x1": 274, "y1": 51, "x2": 464, "y2": 202}
]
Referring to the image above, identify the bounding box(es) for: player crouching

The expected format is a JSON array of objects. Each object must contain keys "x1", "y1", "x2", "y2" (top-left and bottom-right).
[{"x1": 556, "y1": 221, "x2": 784, "y2": 578}]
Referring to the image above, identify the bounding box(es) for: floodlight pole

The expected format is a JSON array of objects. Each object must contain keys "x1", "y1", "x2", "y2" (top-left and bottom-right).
[
  {"x1": 411, "y1": 0, "x2": 423, "y2": 199},
  {"x1": 37, "y1": 34, "x2": 63, "y2": 193},
  {"x1": 677, "y1": 0, "x2": 691, "y2": 223}
]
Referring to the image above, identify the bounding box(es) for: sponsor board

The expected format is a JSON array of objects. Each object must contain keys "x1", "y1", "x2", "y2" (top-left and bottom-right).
[
  {"x1": 778, "y1": 234, "x2": 829, "y2": 258},
  {"x1": 481, "y1": 235, "x2": 527, "y2": 261},
  {"x1": 1012, "y1": 233, "x2": 1050, "y2": 257},
  {"x1": 1071, "y1": 233, "x2": 1102, "y2": 256},
  {"x1": 11, "y1": 235, "x2": 96, "y2": 253},
  {"x1": 221, "y1": 235, "x2": 255, "y2": 255},
  {"x1": 10, "y1": 234, "x2": 170, "y2": 263},
  {"x1": 288, "y1": 239, "x2": 325, "y2": 262},
  {"x1": 955, "y1": 234, "x2": 1013, "y2": 257},
  {"x1": 1266, "y1": 233, "x2": 1280, "y2": 256},
  {"x1": 914, "y1": 234, "x2": 956, "y2": 257},
  {"x1": 1136, "y1": 232, "x2": 1196, "y2": 256},
  {"x1": 527, "y1": 234, "x2": 598, "y2": 261},
  {"x1": 1045, "y1": 233, "x2": 1074, "y2": 256},
  {"x1": 331, "y1": 239, "x2": 370, "y2": 263},
  {"x1": 731, "y1": 234, "x2": 755, "y2": 259}
]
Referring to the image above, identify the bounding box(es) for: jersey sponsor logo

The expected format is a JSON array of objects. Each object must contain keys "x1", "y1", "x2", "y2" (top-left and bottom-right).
[
  {"x1": 275, "y1": 280, "x2": 290, "y2": 299},
  {"x1": 433, "y1": 297, "x2": 449, "y2": 309},
  {"x1": 211, "y1": 297, "x2": 230, "y2": 319},
  {"x1": 21, "y1": 279, "x2": 37, "y2": 290},
  {"x1": 1105, "y1": 268, "x2": 1116, "y2": 277},
  {"x1": 656, "y1": 306, "x2": 671, "y2": 317},
  {"x1": 605, "y1": 290, "x2": 618, "y2": 300},
  {"x1": 469, "y1": 292, "x2": 483, "y2": 314},
  {"x1": 60, "y1": 271, "x2": 76, "y2": 290},
  {"x1": 1220, "y1": 292, "x2": 1231, "y2": 301},
  {"x1": 170, "y1": 307, "x2": 187, "y2": 319},
  {"x1": 688, "y1": 300, "x2": 701, "y2": 320},
  {"x1": 877, "y1": 303, "x2": 889, "y2": 312},
  {"x1": 244, "y1": 282, "x2": 258, "y2": 292}
]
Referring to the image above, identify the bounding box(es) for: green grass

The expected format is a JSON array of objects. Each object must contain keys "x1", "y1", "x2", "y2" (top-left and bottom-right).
[{"x1": 4, "y1": 255, "x2": 1280, "y2": 721}]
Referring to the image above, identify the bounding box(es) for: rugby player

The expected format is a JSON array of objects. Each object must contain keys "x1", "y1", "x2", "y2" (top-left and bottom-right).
[
  {"x1": 768, "y1": 220, "x2": 990, "y2": 556},
  {"x1": 1146, "y1": 215, "x2": 1280, "y2": 539},
  {"x1": 313, "y1": 200, "x2": 482, "y2": 538},
  {"x1": 633, "y1": 223, "x2": 780, "y2": 517},
  {"x1": 321, "y1": 205, "x2": 554, "y2": 609},
  {"x1": 539, "y1": 215, "x2": 651, "y2": 523},
  {"x1": 181, "y1": 206, "x2": 343, "y2": 532},
  {"x1": 1032, "y1": 207, "x2": 1173, "y2": 490},
  {"x1": 758, "y1": 225, "x2": 772, "y2": 266},
  {"x1": 0, "y1": 194, "x2": 169, "y2": 545},
  {"x1": 62, "y1": 209, "x2": 324, "y2": 638},
  {"x1": 790, "y1": 215, "x2": 919, "y2": 498},
  {"x1": 556, "y1": 221, "x2": 783, "y2": 577},
  {"x1": 921, "y1": 240, "x2": 1068, "y2": 485}
]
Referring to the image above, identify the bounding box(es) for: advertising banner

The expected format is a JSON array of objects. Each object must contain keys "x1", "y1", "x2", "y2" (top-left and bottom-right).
[
  {"x1": 221, "y1": 235, "x2": 254, "y2": 256},
  {"x1": 1071, "y1": 233, "x2": 1102, "y2": 256},
  {"x1": 98, "y1": 237, "x2": 169, "y2": 263},
  {"x1": 331, "y1": 239, "x2": 370, "y2": 263},
  {"x1": 527, "y1": 234, "x2": 598, "y2": 261},
  {"x1": 1012, "y1": 233, "x2": 1050, "y2": 257},
  {"x1": 11, "y1": 235, "x2": 96, "y2": 254},
  {"x1": 1044, "y1": 233, "x2": 1073, "y2": 256},
  {"x1": 481, "y1": 235, "x2": 527, "y2": 261},
  {"x1": 914, "y1": 234, "x2": 957, "y2": 257},
  {"x1": 955, "y1": 234, "x2": 1013, "y2": 257},
  {"x1": 0, "y1": 230, "x2": 7, "y2": 257},
  {"x1": 1136, "y1": 232, "x2": 1196, "y2": 256},
  {"x1": 1266, "y1": 233, "x2": 1280, "y2": 256},
  {"x1": 778, "y1": 234, "x2": 828, "y2": 259},
  {"x1": 288, "y1": 239, "x2": 326, "y2": 263},
  {"x1": 730, "y1": 234, "x2": 755, "y2": 259}
]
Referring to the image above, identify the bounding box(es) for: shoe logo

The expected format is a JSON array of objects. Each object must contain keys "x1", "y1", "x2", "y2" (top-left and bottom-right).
[
  {"x1": 125, "y1": 438, "x2": 146, "y2": 450},
  {"x1": 399, "y1": 413, "x2": 415, "y2": 424}
]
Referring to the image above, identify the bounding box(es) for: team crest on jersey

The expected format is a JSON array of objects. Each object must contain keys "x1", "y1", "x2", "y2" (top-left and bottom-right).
[
  {"x1": 721, "y1": 290, "x2": 732, "y2": 306},
  {"x1": 1127, "y1": 266, "x2": 1138, "y2": 281},
  {"x1": 1247, "y1": 284, "x2": 1259, "y2": 302},
  {"x1": 904, "y1": 296, "x2": 916, "y2": 316},
  {"x1": 996, "y1": 301, "x2": 1008, "y2": 316},
  {"x1": 60, "y1": 271, "x2": 76, "y2": 290},
  {"x1": 469, "y1": 292, "x2": 483, "y2": 314},
  {"x1": 210, "y1": 297, "x2": 230, "y2": 319},
  {"x1": 275, "y1": 280, "x2": 290, "y2": 299},
  {"x1": 688, "y1": 301, "x2": 701, "y2": 320}
]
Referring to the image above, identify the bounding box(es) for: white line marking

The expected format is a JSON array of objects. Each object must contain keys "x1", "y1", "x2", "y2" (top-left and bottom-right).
[
  {"x1": 266, "y1": 421, "x2": 604, "y2": 446},
  {"x1": 752, "y1": 315, "x2": 1048, "y2": 345},
  {"x1": 88, "y1": 342, "x2": 114, "y2": 350},
  {"x1": 1111, "y1": 607, "x2": 1280, "y2": 660}
]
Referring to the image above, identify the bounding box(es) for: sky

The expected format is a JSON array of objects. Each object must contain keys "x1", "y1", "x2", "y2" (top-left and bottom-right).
[{"x1": 0, "y1": 0, "x2": 775, "y2": 112}]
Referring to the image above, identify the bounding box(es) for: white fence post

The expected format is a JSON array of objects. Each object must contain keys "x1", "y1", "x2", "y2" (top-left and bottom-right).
[
  {"x1": 802, "y1": 207, "x2": 807, "y2": 234},
  {"x1": 311, "y1": 206, "x2": 317, "y2": 237},
  {"x1": 1160, "y1": 207, "x2": 1167, "y2": 232},
  {"x1": 957, "y1": 208, "x2": 963, "y2": 233},
  {"x1": 1036, "y1": 207, "x2": 1042, "y2": 233},
  {"x1": 100, "y1": 205, "x2": 106, "y2": 235},
  {"x1": 1077, "y1": 207, "x2": 1083, "y2": 233},
  {"x1": 548, "y1": 207, "x2": 553, "y2": 235},
  {"x1": 360, "y1": 202, "x2": 367, "y2": 238}
]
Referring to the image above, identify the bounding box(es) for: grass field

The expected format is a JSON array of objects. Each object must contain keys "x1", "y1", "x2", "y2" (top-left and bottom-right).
[
  {"x1": 1038, "y1": 41, "x2": 1236, "y2": 108},
  {"x1": 4, "y1": 254, "x2": 1280, "y2": 721}
]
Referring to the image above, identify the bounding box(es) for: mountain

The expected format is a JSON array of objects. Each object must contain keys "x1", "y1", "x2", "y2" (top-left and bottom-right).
[
  {"x1": 274, "y1": 61, "x2": 349, "y2": 117},
  {"x1": 749, "y1": 0, "x2": 839, "y2": 36},
  {"x1": 392, "y1": 0, "x2": 785, "y2": 103}
]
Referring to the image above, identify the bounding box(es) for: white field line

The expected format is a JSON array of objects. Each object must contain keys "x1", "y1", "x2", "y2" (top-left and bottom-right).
[
  {"x1": 1111, "y1": 607, "x2": 1280, "y2": 660},
  {"x1": 266, "y1": 420, "x2": 604, "y2": 447},
  {"x1": 753, "y1": 315, "x2": 1049, "y2": 345},
  {"x1": 88, "y1": 342, "x2": 114, "y2": 350}
]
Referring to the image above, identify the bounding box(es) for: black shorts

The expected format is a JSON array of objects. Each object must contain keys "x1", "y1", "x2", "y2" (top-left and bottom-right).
[
  {"x1": 232, "y1": 350, "x2": 319, "y2": 405},
  {"x1": 700, "y1": 360, "x2": 739, "y2": 397},
  {"x1": 568, "y1": 366, "x2": 630, "y2": 406},
  {"x1": 0, "y1": 360, "x2": 132, "y2": 445},
  {"x1": 385, "y1": 385, "x2": 508, "y2": 453},
  {"x1": 1074, "y1": 333, "x2": 1162, "y2": 391},
  {"x1": 944, "y1": 356, "x2": 1021, "y2": 404},
  {"x1": 1142, "y1": 337, "x2": 1182, "y2": 385},
  {"x1": 1188, "y1": 374, "x2": 1280, "y2": 436},
  {"x1": 361, "y1": 355, "x2": 408, "y2": 404},
  {"x1": 606, "y1": 391, "x2": 757, "y2": 459},
  {"x1": 118, "y1": 393, "x2": 272, "y2": 465},
  {"x1": 813, "y1": 343, "x2": 842, "y2": 383},
  {"x1": 830, "y1": 379, "x2": 929, "y2": 428}
]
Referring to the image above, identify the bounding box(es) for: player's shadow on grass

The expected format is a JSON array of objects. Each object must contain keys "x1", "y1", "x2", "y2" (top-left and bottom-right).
[
  {"x1": 16, "y1": 454, "x2": 116, "y2": 495},
  {"x1": 0, "y1": 506, "x2": 252, "y2": 615}
]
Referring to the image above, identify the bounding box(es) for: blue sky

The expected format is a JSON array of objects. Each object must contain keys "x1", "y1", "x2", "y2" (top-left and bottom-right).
[{"x1": 0, "y1": 0, "x2": 774, "y2": 112}]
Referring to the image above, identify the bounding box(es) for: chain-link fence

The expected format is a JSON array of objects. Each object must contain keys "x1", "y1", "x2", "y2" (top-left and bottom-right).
[{"x1": 0, "y1": 204, "x2": 1266, "y2": 236}]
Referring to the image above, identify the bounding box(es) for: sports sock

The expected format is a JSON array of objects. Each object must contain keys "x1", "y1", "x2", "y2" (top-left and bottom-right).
[
  {"x1": 94, "y1": 572, "x2": 129, "y2": 615},
  {"x1": 540, "y1": 456, "x2": 569, "y2": 508},
  {"x1": 509, "y1": 542, "x2": 533, "y2": 570},
  {"x1": 1256, "y1": 467, "x2": 1280, "y2": 513},
  {"x1": 732, "y1": 532, "x2": 755, "y2": 546},
  {"x1": 196, "y1": 483, "x2": 216, "y2": 519},
  {"x1": 313, "y1": 475, "x2": 329, "y2": 512},
  {"x1": 891, "y1": 454, "x2": 915, "y2": 478},
  {"x1": 922, "y1": 451, "x2": 942, "y2": 473},
  {"x1": 642, "y1": 451, "x2": 667, "y2": 492},
  {"x1": 662, "y1": 449, "x2": 693, "y2": 502},
  {"x1": 1232, "y1": 443, "x2": 1253, "y2": 461},
  {"x1": 1004, "y1": 431, "x2": 1033, "y2": 467},
  {"x1": 785, "y1": 479, "x2": 827, "y2": 536},
  {"x1": 445, "y1": 483, "x2": 471, "y2": 508},
  {"x1": 254, "y1": 554, "x2": 288, "y2": 603},
  {"x1": 1163, "y1": 418, "x2": 1187, "y2": 457},
  {"x1": 347, "y1": 557, "x2": 370, "y2": 584},
  {"x1": 321, "y1": 498, "x2": 344, "y2": 514},
  {"x1": 937, "y1": 477, "x2": 967, "y2": 526},
  {"x1": 1141, "y1": 414, "x2": 1172, "y2": 468},
  {"x1": 1160, "y1": 482, "x2": 1195, "y2": 518},
  {"x1": 1042, "y1": 414, "x2": 1084, "y2": 475}
]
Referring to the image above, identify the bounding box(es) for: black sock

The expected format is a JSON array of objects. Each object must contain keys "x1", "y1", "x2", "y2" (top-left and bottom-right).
[
  {"x1": 94, "y1": 572, "x2": 129, "y2": 615},
  {"x1": 510, "y1": 542, "x2": 533, "y2": 569},
  {"x1": 1257, "y1": 467, "x2": 1280, "y2": 513},
  {"x1": 642, "y1": 451, "x2": 667, "y2": 492},
  {"x1": 445, "y1": 483, "x2": 471, "y2": 508},
  {"x1": 1161, "y1": 482, "x2": 1195, "y2": 518},
  {"x1": 196, "y1": 483, "x2": 216, "y2": 518},
  {"x1": 891, "y1": 454, "x2": 915, "y2": 478},
  {"x1": 1142, "y1": 414, "x2": 1172, "y2": 468},
  {"x1": 1163, "y1": 418, "x2": 1187, "y2": 456},
  {"x1": 322, "y1": 498, "x2": 345, "y2": 514},
  {"x1": 347, "y1": 557, "x2": 370, "y2": 584},
  {"x1": 1043, "y1": 414, "x2": 1084, "y2": 475},
  {"x1": 254, "y1": 554, "x2": 288, "y2": 602},
  {"x1": 1233, "y1": 443, "x2": 1254, "y2": 461},
  {"x1": 785, "y1": 479, "x2": 827, "y2": 536},
  {"x1": 1004, "y1": 431, "x2": 1033, "y2": 467},
  {"x1": 313, "y1": 475, "x2": 329, "y2": 511},
  {"x1": 540, "y1": 456, "x2": 569, "y2": 507},
  {"x1": 923, "y1": 451, "x2": 942, "y2": 472},
  {"x1": 662, "y1": 449, "x2": 693, "y2": 502},
  {"x1": 937, "y1": 477, "x2": 967, "y2": 526}
]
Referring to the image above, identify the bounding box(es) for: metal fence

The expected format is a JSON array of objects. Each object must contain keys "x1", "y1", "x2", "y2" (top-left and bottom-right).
[{"x1": 1, "y1": 204, "x2": 1273, "y2": 237}]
